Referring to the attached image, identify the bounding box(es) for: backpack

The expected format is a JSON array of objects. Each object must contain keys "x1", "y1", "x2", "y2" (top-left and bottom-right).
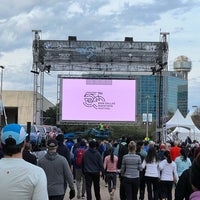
[{"x1": 75, "y1": 148, "x2": 85, "y2": 167}]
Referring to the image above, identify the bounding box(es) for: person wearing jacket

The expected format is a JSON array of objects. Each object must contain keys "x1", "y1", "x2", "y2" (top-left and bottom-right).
[
  {"x1": 190, "y1": 191, "x2": 200, "y2": 200},
  {"x1": 56, "y1": 134, "x2": 71, "y2": 167},
  {"x1": 82, "y1": 139, "x2": 104, "y2": 200},
  {"x1": 22, "y1": 142, "x2": 37, "y2": 165},
  {"x1": 136, "y1": 141, "x2": 147, "y2": 200},
  {"x1": 38, "y1": 139, "x2": 75, "y2": 200},
  {"x1": 117, "y1": 137, "x2": 132, "y2": 200},
  {"x1": 175, "y1": 147, "x2": 200, "y2": 200},
  {"x1": 0, "y1": 123, "x2": 48, "y2": 200},
  {"x1": 73, "y1": 140, "x2": 88, "y2": 199},
  {"x1": 175, "y1": 168, "x2": 192, "y2": 200},
  {"x1": 189, "y1": 153, "x2": 200, "y2": 200},
  {"x1": 121, "y1": 141, "x2": 143, "y2": 200},
  {"x1": 175, "y1": 148, "x2": 191, "y2": 177},
  {"x1": 104, "y1": 147, "x2": 118, "y2": 200},
  {"x1": 170, "y1": 141, "x2": 181, "y2": 161}
]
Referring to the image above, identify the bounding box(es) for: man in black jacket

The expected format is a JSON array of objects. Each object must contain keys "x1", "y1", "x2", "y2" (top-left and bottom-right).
[
  {"x1": 56, "y1": 134, "x2": 71, "y2": 167},
  {"x1": 82, "y1": 140, "x2": 104, "y2": 200},
  {"x1": 175, "y1": 168, "x2": 192, "y2": 200},
  {"x1": 175, "y1": 147, "x2": 200, "y2": 200},
  {"x1": 22, "y1": 142, "x2": 37, "y2": 165}
]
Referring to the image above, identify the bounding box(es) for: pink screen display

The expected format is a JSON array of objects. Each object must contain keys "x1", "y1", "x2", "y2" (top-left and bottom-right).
[{"x1": 61, "y1": 79, "x2": 136, "y2": 122}]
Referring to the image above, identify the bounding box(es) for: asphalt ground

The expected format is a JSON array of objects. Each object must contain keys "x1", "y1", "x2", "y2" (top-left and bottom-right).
[
  {"x1": 64, "y1": 177, "x2": 120, "y2": 200},
  {"x1": 64, "y1": 177, "x2": 175, "y2": 200}
]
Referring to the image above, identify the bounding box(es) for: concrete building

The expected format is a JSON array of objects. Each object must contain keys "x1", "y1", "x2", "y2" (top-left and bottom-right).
[{"x1": 1, "y1": 90, "x2": 54, "y2": 127}]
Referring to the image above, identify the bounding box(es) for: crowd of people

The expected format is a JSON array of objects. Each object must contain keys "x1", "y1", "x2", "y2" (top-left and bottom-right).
[{"x1": 1, "y1": 123, "x2": 200, "y2": 200}]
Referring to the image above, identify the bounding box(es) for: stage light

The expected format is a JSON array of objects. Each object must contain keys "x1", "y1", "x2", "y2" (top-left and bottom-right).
[
  {"x1": 68, "y1": 36, "x2": 77, "y2": 41},
  {"x1": 45, "y1": 65, "x2": 51, "y2": 73},
  {"x1": 30, "y1": 70, "x2": 39, "y2": 75},
  {"x1": 124, "y1": 37, "x2": 133, "y2": 42}
]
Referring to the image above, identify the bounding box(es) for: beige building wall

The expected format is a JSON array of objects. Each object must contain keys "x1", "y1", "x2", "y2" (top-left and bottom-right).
[{"x1": 2, "y1": 90, "x2": 54, "y2": 125}]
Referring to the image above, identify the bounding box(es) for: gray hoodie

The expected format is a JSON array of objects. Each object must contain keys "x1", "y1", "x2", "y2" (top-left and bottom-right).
[{"x1": 38, "y1": 151, "x2": 74, "y2": 196}]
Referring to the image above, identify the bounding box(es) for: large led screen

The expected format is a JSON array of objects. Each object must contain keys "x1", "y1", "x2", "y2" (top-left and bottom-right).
[{"x1": 61, "y1": 79, "x2": 136, "y2": 122}]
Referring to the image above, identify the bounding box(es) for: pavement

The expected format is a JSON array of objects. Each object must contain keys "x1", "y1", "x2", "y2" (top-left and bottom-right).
[
  {"x1": 64, "y1": 177, "x2": 120, "y2": 200},
  {"x1": 64, "y1": 177, "x2": 176, "y2": 200}
]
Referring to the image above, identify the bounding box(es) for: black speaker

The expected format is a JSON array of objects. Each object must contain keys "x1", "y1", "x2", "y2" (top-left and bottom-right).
[
  {"x1": 124, "y1": 37, "x2": 133, "y2": 42},
  {"x1": 26, "y1": 122, "x2": 31, "y2": 142},
  {"x1": 68, "y1": 36, "x2": 77, "y2": 41}
]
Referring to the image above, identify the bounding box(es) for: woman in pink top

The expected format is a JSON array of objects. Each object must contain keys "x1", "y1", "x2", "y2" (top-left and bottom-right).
[{"x1": 104, "y1": 147, "x2": 118, "y2": 200}]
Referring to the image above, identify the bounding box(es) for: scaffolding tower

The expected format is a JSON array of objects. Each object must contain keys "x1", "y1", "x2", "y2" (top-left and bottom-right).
[{"x1": 32, "y1": 32, "x2": 169, "y2": 138}]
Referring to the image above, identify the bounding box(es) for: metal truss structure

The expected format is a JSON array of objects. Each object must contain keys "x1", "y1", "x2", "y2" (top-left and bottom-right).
[
  {"x1": 36, "y1": 37, "x2": 167, "y2": 72},
  {"x1": 32, "y1": 31, "x2": 169, "y2": 128}
]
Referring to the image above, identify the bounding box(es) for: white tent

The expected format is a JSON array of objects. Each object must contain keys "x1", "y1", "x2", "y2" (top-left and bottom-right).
[
  {"x1": 166, "y1": 109, "x2": 194, "y2": 130},
  {"x1": 171, "y1": 127, "x2": 199, "y2": 142},
  {"x1": 171, "y1": 113, "x2": 200, "y2": 142},
  {"x1": 185, "y1": 113, "x2": 200, "y2": 134}
]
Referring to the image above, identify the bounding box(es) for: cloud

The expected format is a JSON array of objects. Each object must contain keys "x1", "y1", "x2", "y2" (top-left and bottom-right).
[{"x1": 0, "y1": 0, "x2": 199, "y2": 108}]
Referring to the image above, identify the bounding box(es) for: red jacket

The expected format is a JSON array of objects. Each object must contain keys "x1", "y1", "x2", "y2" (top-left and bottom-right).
[{"x1": 170, "y1": 146, "x2": 180, "y2": 161}]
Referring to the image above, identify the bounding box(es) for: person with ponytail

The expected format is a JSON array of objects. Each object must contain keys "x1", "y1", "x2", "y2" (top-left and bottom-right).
[
  {"x1": 159, "y1": 150, "x2": 178, "y2": 200},
  {"x1": 175, "y1": 148, "x2": 191, "y2": 177},
  {"x1": 142, "y1": 146, "x2": 160, "y2": 200},
  {"x1": 104, "y1": 147, "x2": 118, "y2": 200}
]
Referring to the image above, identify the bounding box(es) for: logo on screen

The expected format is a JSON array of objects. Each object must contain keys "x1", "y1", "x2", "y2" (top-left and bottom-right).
[{"x1": 83, "y1": 92, "x2": 115, "y2": 110}]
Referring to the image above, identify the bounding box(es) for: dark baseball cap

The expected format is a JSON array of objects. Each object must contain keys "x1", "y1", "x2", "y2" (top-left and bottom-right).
[{"x1": 47, "y1": 139, "x2": 58, "y2": 149}]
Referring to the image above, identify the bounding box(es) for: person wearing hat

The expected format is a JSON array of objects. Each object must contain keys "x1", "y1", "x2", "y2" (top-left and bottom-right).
[
  {"x1": 56, "y1": 134, "x2": 71, "y2": 167},
  {"x1": 0, "y1": 123, "x2": 48, "y2": 200},
  {"x1": 38, "y1": 138, "x2": 75, "y2": 200}
]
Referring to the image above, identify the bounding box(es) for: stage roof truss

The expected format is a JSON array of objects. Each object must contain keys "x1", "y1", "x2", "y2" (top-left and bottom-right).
[{"x1": 34, "y1": 39, "x2": 167, "y2": 72}]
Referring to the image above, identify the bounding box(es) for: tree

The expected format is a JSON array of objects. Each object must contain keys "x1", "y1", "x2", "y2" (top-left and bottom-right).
[
  {"x1": 192, "y1": 109, "x2": 200, "y2": 129},
  {"x1": 43, "y1": 106, "x2": 57, "y2": 125}
]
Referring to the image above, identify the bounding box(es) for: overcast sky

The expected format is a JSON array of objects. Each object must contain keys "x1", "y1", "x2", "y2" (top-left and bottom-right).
[{"x1": 0, "y1": 0, "x2": 199, "y2": 111}]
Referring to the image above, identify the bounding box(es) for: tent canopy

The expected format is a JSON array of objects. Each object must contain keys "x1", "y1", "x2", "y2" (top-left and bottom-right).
[
  {"x1": 172, "y1": 113, "x2": 200, "y2": 135},
  {"x1": 166, "y1": 109, "x2": 195, "y2": 130},
  {"x1": 185, "y1": 112, "x2": 200, "y2": 132},
  {"x1": 166, "y1": 109, "x2": 200, "y2": 142}
]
